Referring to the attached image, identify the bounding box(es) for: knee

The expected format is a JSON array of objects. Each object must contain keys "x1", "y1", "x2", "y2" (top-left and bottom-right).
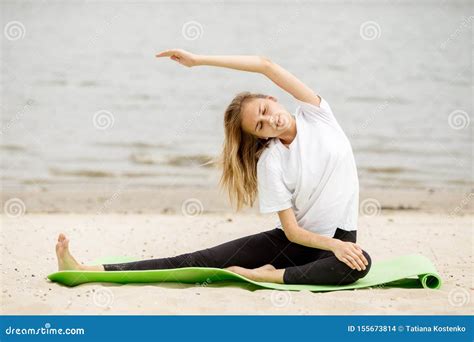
[
  {"x1": 353, "y1": 250, "x2": 372, "y2": 279},
  {"x1": 338, "y1": 250, "x2": 372, "y2": 285}
]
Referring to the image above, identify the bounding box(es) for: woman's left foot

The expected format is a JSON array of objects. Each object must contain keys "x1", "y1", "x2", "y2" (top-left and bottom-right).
[
  {"x1": 256, "y1": 264, "x2": 276, "y2": 271},
  {"x1": 56, "y1": 233, "x2": 84, "y2": 271}
]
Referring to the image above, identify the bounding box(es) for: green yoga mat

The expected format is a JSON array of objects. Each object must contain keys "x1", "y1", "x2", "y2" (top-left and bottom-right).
[{"x1": 48, "y1": 254, "x2": 442, "y2": 292}]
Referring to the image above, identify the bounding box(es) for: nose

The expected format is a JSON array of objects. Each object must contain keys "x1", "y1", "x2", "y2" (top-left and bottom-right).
[{"x1": 263, "y1": 115, "x2": 276, "y2": 127}]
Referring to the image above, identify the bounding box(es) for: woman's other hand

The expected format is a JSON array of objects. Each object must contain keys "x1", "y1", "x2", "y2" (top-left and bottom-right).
[
  {"x1": 155, "y1": 48, "x2": 198, "y2": 67},
  {"x1": 331, "y1": 240, "x2": 369, "y2": 271}
]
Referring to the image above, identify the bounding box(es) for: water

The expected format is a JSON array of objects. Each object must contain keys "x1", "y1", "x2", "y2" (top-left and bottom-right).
[{"x1": 1, "y1": 1, "x2": 472, "y2": 191}]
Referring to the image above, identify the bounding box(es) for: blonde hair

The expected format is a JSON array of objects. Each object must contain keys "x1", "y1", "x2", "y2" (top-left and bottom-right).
[{"x1": 217, "y1": 91, "x2": 271, "y2": 211}]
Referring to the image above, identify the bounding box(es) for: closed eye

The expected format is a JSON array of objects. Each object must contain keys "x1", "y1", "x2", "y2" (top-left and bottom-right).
[{"x1": 256, "y1": 107, "x2": 267, "y2": 132}]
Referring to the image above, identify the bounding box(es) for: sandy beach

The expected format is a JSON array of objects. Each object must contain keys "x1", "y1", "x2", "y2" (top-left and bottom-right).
[{"x1": 1, "y1": 188, "x2": 472, "y2": 315}]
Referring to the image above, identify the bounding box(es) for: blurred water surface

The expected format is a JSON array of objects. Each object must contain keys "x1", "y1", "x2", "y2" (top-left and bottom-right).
[{"x1": 1, "y1": 1, "x2": 471, "y2": 191}]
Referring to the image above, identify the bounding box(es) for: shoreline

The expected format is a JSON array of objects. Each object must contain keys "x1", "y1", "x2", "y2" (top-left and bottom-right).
[{"x1": 1, "y1": 186, "x2": 473, "y2": 215}]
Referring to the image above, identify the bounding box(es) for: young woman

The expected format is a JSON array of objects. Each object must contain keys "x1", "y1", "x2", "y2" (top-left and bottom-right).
[{"x1": 55, "y1": 49, "x2": 371, "y2": 285}]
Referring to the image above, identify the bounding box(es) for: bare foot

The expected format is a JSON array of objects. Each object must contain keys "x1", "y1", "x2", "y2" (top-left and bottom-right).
[
  {"x1": 225, "y1": 264, "x2": 275, "y2": 274},
  {"x1": 224, "y1": 264, "x2": 284, "y2": 283},
  {"x1": 224, "y1": 266, "x2": 256, "y2": 279},
  {"x1": 255, "y1": 264, "x2": 276, "y2": 271},
  {"x1": 56, "y1": 233, "x2": 84, "y2": 271},
  {"x1": 224, "y1": 264, "x2": 275, "y2": 280}
]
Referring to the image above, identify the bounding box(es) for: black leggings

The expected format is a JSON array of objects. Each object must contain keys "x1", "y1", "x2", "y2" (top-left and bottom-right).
[{"x1": 103, "y1": 227, "x2": 372, "y2": 285}]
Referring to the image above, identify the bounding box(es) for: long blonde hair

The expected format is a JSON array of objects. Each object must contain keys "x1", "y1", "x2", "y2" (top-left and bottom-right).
[{"x1": 217, "y1": 91, "x2": 271, "y2": 211}]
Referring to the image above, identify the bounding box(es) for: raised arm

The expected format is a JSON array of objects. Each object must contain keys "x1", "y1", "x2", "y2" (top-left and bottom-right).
[{"x1": 155, "y1": 49, "x2": 321, "y2": 106}]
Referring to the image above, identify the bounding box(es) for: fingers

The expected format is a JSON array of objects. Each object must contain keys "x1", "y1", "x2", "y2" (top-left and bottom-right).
[
  {"x1": 156, "y1": 50, "x2": 183, "y2": 66},
  {"x1": 351, "y1": 243, "x2": 368, "y2": 266},
  {"x1": 353, "y1": 243, "x2": 363, "y2": 253},
  {"x1": 155, "y1": 51, "x2": 171, "y2": 58},
  {"x1": 156, "y1": 49, "x2": 183, "y2": 58},
  {"x1": 348, "y1": 252, "x2": 365, "y2": 271},
  {"x1": 345, "y1": 254, "x2": 361, "y2": 271},
  {"x1": 342, "y1": 256, "x2": 360, "y2": 271},
  {"x1": 340, "y1": 244, "x2": 367, "y2": 271},
  {"x1": 340, "y1": 250, "x2": 358, "y2": 270},
  {"x1": 341, "y1": 258, "x2": 354, "y2": 270},
  {"x1": 337, "y1": 242, "x2": 370, "y2": 271},
  {"x1": 155, "y1": 49, "x2": 178, "y2": 58},
  {"x1": 360, "y1": 252, "x2": 369, "y2": 266}
]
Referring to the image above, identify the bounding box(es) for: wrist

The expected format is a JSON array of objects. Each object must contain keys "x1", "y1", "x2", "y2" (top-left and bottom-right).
[
  {"x1": 328, "y1": 238, "x2": 341, "y2": 252},
  {"x1": 193, "y1": 54, "x2": 205, "y2": 66}
]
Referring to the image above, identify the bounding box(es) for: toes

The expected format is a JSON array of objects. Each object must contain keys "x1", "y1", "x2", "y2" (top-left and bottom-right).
[{"x1": 56, "y1": 234, "x2": 69, "y2": 253}]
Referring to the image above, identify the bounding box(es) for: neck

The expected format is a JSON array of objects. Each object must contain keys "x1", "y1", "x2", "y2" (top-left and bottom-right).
[{"x1": 278, "y1": 117, "x2": 297, "y2": 145}]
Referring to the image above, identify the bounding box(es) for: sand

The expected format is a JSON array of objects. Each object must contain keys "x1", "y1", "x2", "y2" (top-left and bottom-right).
[{"x1": 1, "y1": 207, "x2": 472, "y2": 315}]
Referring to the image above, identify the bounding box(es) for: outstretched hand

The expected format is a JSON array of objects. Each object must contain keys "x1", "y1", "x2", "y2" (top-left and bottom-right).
[{"x1": 155, "y1": 48, "x2": 198, "y2": 67}]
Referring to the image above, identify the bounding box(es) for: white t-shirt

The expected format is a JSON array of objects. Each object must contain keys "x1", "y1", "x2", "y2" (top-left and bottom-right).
[{"x1": 257, "y1": 96, "x2": 359, "y2": 238}]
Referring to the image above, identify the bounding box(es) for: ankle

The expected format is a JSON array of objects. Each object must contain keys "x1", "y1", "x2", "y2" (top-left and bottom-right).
[{"x1": 82, "y1": 264, "x2": 105, "y2": 271}]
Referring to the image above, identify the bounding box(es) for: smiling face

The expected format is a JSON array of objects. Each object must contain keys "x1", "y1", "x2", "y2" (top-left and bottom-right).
[{"x1": 240, "y1": 96, "x2": 293, "y2": 139}]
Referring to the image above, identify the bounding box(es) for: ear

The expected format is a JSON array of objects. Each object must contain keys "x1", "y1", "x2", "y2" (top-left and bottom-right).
[{"x1": 267, "y1": 95, "x2": 278, "y2": 102}]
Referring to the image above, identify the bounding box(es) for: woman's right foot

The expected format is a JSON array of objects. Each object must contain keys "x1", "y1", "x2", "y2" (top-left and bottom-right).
[
  {"x1": 225, "y1": 264, "x2": 276, "y2": 274},
  {"x1": 56, "y1": 233, "x2": 84, "y2": 271},
  {"x1": 255, "y1": 264, "x2": 276, "y2": 271}
]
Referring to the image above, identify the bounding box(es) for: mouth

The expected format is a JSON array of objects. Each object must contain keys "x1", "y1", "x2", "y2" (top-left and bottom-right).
[
  {"x1": 275, "y1": 114, "x2": 289, "y2": 130},
  {"x1": 272, "y1": 114, "x2": 281, "y2": 128}
]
